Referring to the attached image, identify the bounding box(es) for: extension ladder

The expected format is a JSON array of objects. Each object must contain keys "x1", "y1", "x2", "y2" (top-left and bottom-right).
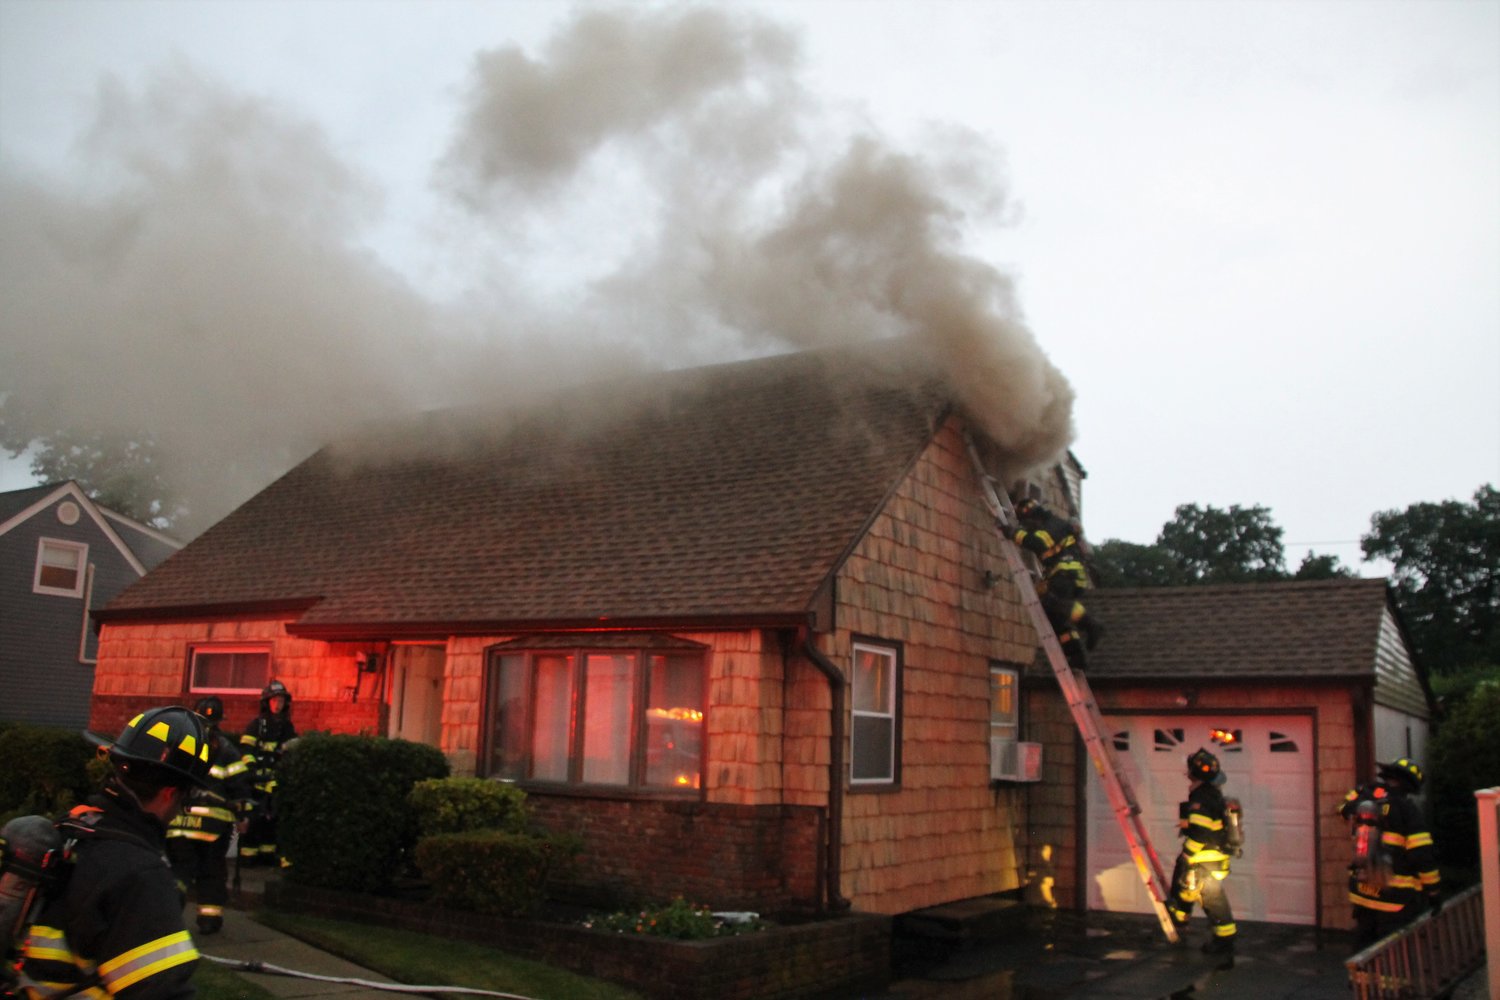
[{"x1": 963, "y1": 432, "x2": 1180, "y2": 943}]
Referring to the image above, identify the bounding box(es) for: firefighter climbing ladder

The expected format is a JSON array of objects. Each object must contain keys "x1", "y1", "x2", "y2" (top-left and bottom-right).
[{"x1": 962, "y1": 432, "x2": 1180, "y2": 944}]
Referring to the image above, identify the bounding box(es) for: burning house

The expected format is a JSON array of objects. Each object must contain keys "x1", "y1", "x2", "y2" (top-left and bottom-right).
[{"x1": 91, "y1": 340, "x2": 1081, "y2": 917}]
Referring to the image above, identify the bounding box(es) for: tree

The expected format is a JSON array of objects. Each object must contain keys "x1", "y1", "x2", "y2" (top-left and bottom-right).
[
  {"x1": 1426, "y1": 677, "x2": 1500, "y2": 867},
  {"x1": 1093, "y1": 503, "x2": 1352, "y2": 588},
  {"x1": 1, "y1": 426, "x2": 185, "y2": 529},
  {"x1": 1292, "y1": 551, "x2": 1356, "y2": 581},
  {"x1": 1361, "y1": 485, "x2": 1499, "y2": 673},
  {"x1": 1090, "y1": 539, "x2": 1187, "y2": 588}
]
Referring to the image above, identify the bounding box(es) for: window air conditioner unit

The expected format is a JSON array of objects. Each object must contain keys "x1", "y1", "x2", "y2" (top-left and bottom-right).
[{"x1": 990, "y1": 738, "x2": 1043, "y2": 783}]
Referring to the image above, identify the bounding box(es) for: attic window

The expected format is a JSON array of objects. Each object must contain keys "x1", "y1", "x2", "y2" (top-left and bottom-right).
[
  {"x1": 482, "y1": 644, "x2": 706, "y2": 794},
  {"x1": 190, "y1": 646, "x2": 272, "y2": 694},
  {"x1": 34, "y1": 538, "x2": 87, "y2": 597}
]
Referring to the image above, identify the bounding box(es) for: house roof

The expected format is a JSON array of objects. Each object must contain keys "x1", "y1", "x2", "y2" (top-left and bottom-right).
[
  {"x1": 1080, "y1": 577, "x2": 1398, "y2": 681},
  {"x1": 102, "y1": 344, "x2": 952, "y2": 635},
  {"x1": 0, "y1": 480, "x2": 182, "y2": 573}
]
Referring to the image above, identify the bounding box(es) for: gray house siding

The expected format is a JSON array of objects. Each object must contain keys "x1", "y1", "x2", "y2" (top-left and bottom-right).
[{"x1": 1, "y1": 484, "x2": 180, "y2": 729}]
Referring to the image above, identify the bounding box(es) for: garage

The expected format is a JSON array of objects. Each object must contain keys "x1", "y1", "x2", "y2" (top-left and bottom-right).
[{"x1": 1085, "y1": 712, "x2": 1317, "y2": 926}]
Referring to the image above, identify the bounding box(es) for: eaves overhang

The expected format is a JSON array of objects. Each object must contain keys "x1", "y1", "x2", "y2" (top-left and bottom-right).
[
  {"x1": 284, "y1": 610, "x2": 817, "y2": 642},
  {"x1": 94, "y1": 597, "x2": 324, "y2": 625}
]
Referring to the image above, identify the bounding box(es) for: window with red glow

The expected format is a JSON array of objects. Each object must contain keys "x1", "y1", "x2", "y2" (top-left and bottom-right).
[
  {"x1": 189, "y1": 646, "x2": 271, "y2": 694},
  {"x1": 483, "y1": 645, "x2": 704, "y2": 793},
  {"x1": 851, "y1": 639, "x2": 901, "y2": 785}
]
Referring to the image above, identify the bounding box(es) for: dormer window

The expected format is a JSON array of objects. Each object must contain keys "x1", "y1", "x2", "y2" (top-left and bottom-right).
[{"x1": 34, "y1": 538, "x2": 87, "y2": 597}]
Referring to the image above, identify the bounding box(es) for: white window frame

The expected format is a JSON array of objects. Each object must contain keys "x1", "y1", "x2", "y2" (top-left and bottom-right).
[
  {"x1": 34, "y1": 538, "x2": 88, "y2": 597},
  {"x1": 189, "y1": 645, "x2": 273, "y2": 695},
  {"x1": 850, "y1": 640, "x2": 900, "y2": 786}
]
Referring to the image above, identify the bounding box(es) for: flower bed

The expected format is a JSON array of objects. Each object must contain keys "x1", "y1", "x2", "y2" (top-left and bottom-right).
[{"x1": 265, "y1": 880, "x2": 891, "y2": 1000}]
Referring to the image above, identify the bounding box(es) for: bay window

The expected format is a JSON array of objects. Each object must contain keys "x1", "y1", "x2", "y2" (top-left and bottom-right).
[{"x1": 483, "y1": 639, "x2": 705, "y2": 793}]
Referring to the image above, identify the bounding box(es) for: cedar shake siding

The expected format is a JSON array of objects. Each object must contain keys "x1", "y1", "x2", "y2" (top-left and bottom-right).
[{"x1": 94, "y1": 345, "x2": 1049, "y2": 916}]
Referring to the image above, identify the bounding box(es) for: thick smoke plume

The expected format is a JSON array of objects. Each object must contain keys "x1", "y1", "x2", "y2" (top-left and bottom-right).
[
  {"x1": 1, "y1": 6, "x2": 1073, "y2": 536},
  {"x1": 439, "y1": 5, "x2": 1073, "y2": 469}
]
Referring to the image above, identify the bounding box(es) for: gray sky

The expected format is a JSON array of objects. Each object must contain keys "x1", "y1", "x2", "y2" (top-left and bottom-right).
[{"x1": 2, "y1": 0, "x2": 1496, "y2": 572}]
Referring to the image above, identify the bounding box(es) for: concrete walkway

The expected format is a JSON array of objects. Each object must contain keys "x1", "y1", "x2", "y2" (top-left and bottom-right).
[{"x1": 198, "y1": 867, "x2": 434, "y2": 1000}]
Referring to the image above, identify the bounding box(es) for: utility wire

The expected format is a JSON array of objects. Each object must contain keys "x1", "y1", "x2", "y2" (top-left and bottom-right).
[{"x1": 201, "y1": 954, "x2": 542, "y2": 1000}]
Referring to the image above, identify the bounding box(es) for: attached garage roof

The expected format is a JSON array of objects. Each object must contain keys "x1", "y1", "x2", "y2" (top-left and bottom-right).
[
  {"x1": 102, "y1": 344, "x2": 951, "y2": 634},
  {"x1": 1083, "y1": 577, "x2": 1398, "y2": 681}
]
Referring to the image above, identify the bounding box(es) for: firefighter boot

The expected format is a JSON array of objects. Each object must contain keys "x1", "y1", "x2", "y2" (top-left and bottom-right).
[
  {"x1": 1201, "y1": 935, "x2": 1235, "y2": 956},
  {"x1": 1080, "y1": 615, "x2": 1105, "y2": 651},
  {"x1": 1061, "y1": 631, "x2": 1088, "y2": 671}
]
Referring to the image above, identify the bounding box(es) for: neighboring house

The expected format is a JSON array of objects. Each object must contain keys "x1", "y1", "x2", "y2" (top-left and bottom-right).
[
  {"x1": 1028, "y1": 578, "x2": 1432, "y2": 932},
  {"x1": 1, "y1": 481, "x2": 181, "y2": 728},
  {"x1": 93, "y1": 344, "x2": 1083, "y2": 917}
]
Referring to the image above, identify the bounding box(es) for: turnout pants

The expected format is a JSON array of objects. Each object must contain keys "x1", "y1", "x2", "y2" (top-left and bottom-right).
[
  {"x1": 1168, "y1": 855, "x2": 1237, "y2": 942},
  {"x1": 167, "y1": 834, "x2": 230, "y2": 926}
]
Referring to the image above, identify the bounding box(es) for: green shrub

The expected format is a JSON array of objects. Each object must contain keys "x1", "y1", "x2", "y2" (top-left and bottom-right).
[
  {"x1": 277, "y1": 734, "x2": 448, "y2": 892},
  {"x1": 582, "y1": 897, "x2": 767, "y2": 939},
  {"x1": 415, "y1": 829, "x2": 578, "y2": 917},
  {"x1": 408, "y1": 777, "x2": 528, "y2": 838},
  {"x1": 0, "y1": 726, "x2": 97, "y2": 818},
  {"x1": 1428, "y1": 677, "x2": 1500, "y2": 868}
]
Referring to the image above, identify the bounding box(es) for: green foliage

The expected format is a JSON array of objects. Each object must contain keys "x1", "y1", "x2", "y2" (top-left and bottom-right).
[
  {"x1": 414, "y1": 829, "x2": 579, "y2": 917},
  {"x1": 1158, "y1": 503, "x2": 1287, "y2": 583},
  {"x1": 1362, "y1": 485, "x2": 1498, "y2": 673},
  {"x1": 277, "y1": 734, "x2": 448, "y2": 893},
  {"x1": 0, "y1": 726, "x2": 98, "y2": 819},
  {"x1": 582, "y1": 896, "x2": 767, "y2": 939},
  {"x1": 1427, "y1": 678, "x2": 1500, "y2": 867},
  {"x1": 1090, "y1": 539, "x2": 1186, "y2": 587},
  {"x1": 1293, "y1": 551, "x2": 1356, "y2": 580},
  {"x1": 408, "y1": 777, "x2": 529, "y2": 838},
  {"x1": 0, "y1": 423, "x2": 185, "y2": 529},
  {"x1": 1095, "y1": 503, "x2": 1354, "y2": 588}
]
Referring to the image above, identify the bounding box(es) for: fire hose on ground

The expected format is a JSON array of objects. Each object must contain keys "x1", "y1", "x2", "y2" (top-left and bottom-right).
[{"x1": 200, "y1": 954, "x2": 544, "y2": 1000}]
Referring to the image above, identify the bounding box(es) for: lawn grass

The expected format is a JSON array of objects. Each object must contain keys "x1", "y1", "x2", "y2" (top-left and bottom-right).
[
  {"x1": 193, "y1": 954, "x2": 282, "y2": 1000},
  {"x1": 254, "y1": 910, "x2": 645, "y2": 1000}
]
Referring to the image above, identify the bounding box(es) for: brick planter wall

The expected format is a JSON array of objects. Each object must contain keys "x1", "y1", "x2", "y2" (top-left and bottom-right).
[
  {"x1": 265, "y1": 881, "x2": 891, "y2": 1000},
  {"x1": 526, "y1": 795, "x2": 825, "y2": 914}
]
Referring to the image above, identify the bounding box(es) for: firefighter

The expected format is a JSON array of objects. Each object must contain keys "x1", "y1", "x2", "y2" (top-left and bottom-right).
[
  {"x1": 1010, "y1": 497, "x2": 1104, "y2": 669},
  {"x1": 1339, "y1": 757, "x2": 1441, "y2": 949},
  {"x1": 18, "y1": 706, "x2": 211, "y2": 1000},
  {"x1": 166, "y1": 696, "x2": 253, "y2": 935},
  {"x1": 238, "y1": 679, "x2": 297, "y2": 866},
  {"x1": 1167, "y1": 748, "x2": 1238, "y2": 956}
]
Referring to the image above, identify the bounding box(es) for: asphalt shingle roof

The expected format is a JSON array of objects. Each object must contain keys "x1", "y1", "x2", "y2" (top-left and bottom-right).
[
  {"x1": 1082, "y1": 577, "x2": 1395, "y2": 680},
  {"x1": 104, "y1": 345, "x2": 951, "y2": 634}
]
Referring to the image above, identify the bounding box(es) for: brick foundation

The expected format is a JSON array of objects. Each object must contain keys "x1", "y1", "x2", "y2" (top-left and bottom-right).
[{"x1": 527, "y1": 795, "x2": 825, "y2": 915}]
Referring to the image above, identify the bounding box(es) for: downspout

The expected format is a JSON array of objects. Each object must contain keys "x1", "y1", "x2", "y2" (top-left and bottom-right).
[{"x1": 801, "y1": 631, "x2": 851, "y2": 912}]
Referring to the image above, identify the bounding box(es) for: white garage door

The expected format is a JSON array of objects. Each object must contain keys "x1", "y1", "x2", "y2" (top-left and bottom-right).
[{"x1": 1085, "y1": 714, "x2": 1316, "y2": 925}]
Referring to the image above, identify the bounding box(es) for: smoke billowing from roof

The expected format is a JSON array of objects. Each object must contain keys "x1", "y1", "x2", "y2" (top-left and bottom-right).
[{"x1": 0, "y1": 6, "x2": 1072, "y2": 536}]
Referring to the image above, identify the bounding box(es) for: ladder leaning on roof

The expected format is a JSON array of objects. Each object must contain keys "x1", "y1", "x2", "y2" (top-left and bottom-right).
[{"x1": 962, "y1": 431, "x2": 1180, "y2": 944}]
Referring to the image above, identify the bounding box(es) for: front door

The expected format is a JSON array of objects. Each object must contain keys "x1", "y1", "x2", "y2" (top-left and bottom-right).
[{"x1": 389, "y1": 644, "x2": 446, "y2": 746}]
